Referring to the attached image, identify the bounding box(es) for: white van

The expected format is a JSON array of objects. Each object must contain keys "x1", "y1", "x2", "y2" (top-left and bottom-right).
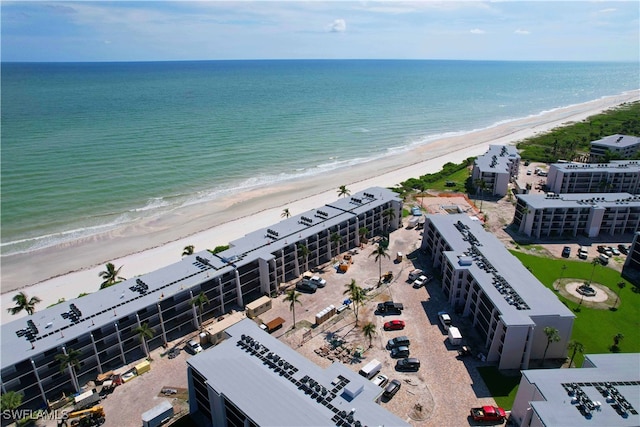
[
  {"x1": 598, "y1": 254, "x2": 609, "y2": 265},
  {"x1": 358, "y1": 359, "x2": 382, "y2": 379}
]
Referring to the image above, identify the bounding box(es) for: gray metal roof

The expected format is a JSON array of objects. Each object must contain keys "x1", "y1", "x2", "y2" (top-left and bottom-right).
[
  {"x1": 474, "y1": 145, "x2": 519, "y2": 174},
  {"x1": 1, "y1": 187, "x2": 400, "y2": 369},
  {"x1": 188, "y1": 319, "x2": 409, "y2": 427},
  {"x1": 523, "y1": 353, "x2": 640, "y2": 427},
  {"x1": 591, "y1": 134, "x2": 640, "y2": 149},
  {"x1": 516, "y1": 192, "x2": 640, "y2": 210},
  {"x1": 429, "y1": 214, "x2": 574, "y2": 326},
  {"x1": 551, "y1": 160, "x2": 640, "y2": 173}
]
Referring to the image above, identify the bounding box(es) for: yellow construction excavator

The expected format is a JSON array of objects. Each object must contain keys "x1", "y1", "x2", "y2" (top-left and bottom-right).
[{"x1": 57, "y1": 405, "x2": 105, "y2": 427}]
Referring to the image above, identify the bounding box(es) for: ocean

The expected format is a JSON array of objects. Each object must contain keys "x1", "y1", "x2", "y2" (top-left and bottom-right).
[{"x1": 1, "y1": 60, "x2": 638, "y2": 255}]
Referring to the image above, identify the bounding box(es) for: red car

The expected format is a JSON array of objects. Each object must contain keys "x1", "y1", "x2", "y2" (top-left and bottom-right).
[{"x1": 384, "y1": 320, "x2": 406, "y2": 331}]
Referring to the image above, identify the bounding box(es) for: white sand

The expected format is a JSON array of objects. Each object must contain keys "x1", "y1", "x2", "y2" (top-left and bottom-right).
[{"x1": 2, "y1": 90, "x2": 638, "y2": 322}]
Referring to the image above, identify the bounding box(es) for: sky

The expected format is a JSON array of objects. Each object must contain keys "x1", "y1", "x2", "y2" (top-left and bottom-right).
[{"x1": 1, "y1": 1, "x2": 638, "y2": 62}]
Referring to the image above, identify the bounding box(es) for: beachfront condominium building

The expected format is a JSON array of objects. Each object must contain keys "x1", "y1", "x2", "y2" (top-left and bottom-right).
[
  {"x1": 623, "y1": 232, "x2": 640, "y2": 285},
  {"x1": 546, "y1": 160, "x2": 640, "y2": 195},
  {"x1": 590, "y1": 134, "x2": 640, "y2": 161},
  {"x1": 512, "y1": 192, "x2": 640, "y2": 238},
  {"x1": 187, "y1": 318, "x2": 409, "y2": 427},
  {"x1": 471, "y1": 145, "x2": 520, "y2": 196},
  {"x1": 510, "y1": 353, "x2": 640, "y2": 427},
  {"x1": 0, "y1": 187, "x2": 402, "y2": 411},
  {"x1": 420, "y1": 214, "x2": 574, "y2": 370}
]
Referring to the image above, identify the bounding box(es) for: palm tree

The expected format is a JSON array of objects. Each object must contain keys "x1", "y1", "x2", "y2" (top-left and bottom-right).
[
  {"x1": 298, "y1": 244, "x2": 310, "y2": 272},
  {"x1": 382, "y1": 207, "x2": 396, "y2": 236},
  {"x1": 281, "y1": 208, "x2": 291, "y2": 219},
  {"x1": 182, "y1": 245, "x2": 195, "y2": 257},
  {"x1": 613, "y1": 281, "x2": 626, "y2": 308},
  {"x1": 283, "y1": 289, "x2": 302, "y2": 329},
  {"x1": 541, "y1": 326, "x2": 560, "y2": 366},
  {"x1": 7, "y1": 292, "x2": 41, "y2": 316},
  {"x1": 99, "y1": 262, "x2": 125, "y2": 289},
  {"x1": 474, "y1": 179, "x2": 488, "y2": 212},
  {"x1": 337, "y1": 185, "x2": 351, "y2": 198},
  {"x1": 369, "y1": 244, "x2": 390, "y2": 285},
  {"x1": 567, "y1": 340, "x2": 585, "y2": 368},
  {"x1": 191, "y1": 292, "x2": 210, "y2": 331},
  {"x1": 588, "y1": 258, "x2": 599, "y2": 284},
  {"x1": 55, "y1": 348, "x2": 82, "y2": 392},
  {"x1": 556, "y1": 264, "x2": 567, "y2": 291},
  {"x1": 612, "y1": 333, "x2": 624, "y2": 351},
  {"x1": 330, "y1": 232, "x2": 343, "y2": 258},
  {"x1": 0, "y1": 390, "x2": 23, "y2": 413},
  {"x1": 358, "y1": 226, "x2": 369, "y2": 245},
  {"x1": 133, "y1": 322, "x2": 155, "y2": 359},
  {"x1": 362, "y1": 322, "x2": 377, "y2": 348},
  {"x1": 343, "y1": 279, "x2": 365, "y2": 325}
]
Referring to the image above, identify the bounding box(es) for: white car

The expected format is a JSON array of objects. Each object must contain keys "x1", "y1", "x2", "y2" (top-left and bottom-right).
[
  {"x1": 309, "y1": 275, "x2": 327, "y2": 288},
  {"x1": 437, "y1": 311, "x2": 452, "y2": 331},
  {"x1": 408, "y1": 269, "x2": 423, "y2": 281},
  {"x1": 187, "y1": 340, "x2": 203, "y2": 354},
  {"x1": 412, "y1": 275, "x2": 429, "y2": 288},
  {"x1": 371, "y1": 374, "x2": 389, "y2": 387}
]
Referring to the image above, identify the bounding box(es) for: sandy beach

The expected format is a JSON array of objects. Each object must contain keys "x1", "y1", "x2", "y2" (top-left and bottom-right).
[{"x1": 2, "y1": 90, "x2": 638, "y2": 322}]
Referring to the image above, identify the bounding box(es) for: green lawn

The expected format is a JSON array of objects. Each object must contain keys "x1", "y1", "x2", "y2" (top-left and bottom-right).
[
  {"x1": 422, "y1": 167, "x2": 471, "y2": 192},
  {"x1": 510, "y1": 251, "x2": 639, "y2": 367},
  {"x1": 477, "y1": 366, "x2": 521, "y2": 410},
  {"x1": 477, "y1": 252, "x2": 639, "y2": 410}
]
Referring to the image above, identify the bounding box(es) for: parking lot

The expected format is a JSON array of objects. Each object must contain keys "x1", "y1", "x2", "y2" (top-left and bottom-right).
[{"x1": 265, "y1": 224, "x2": 504, "y2": 426}]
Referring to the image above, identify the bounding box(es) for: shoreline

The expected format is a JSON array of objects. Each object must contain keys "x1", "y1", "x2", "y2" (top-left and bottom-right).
[{"x1": 2, "y1": 90, "x2": 638, "y2": 321}]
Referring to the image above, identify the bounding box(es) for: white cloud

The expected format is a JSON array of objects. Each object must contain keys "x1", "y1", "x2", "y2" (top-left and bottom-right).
[
  {"x1": 598, "y1": 8, "x2": 617, "y2": 14},
  {"x1": 470, "y1": 28, "x2": 485, "y2": 34},
  {"x1": 328, "y1": 18, "x2": 346, "y2": 33},
  {"x1": 514, "y1": 29, "x2": 530, "y2": 35}
]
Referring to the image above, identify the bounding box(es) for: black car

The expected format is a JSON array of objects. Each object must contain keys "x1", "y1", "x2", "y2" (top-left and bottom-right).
[
  {"x1": 390, "y1": 346, "x2": 410, "y2": 359},
  {"x1": 395, "y1": 357, "x2": 420, "y2": 372},
  {"x1": 386, "y1": 336, "x2": 410, "y2": 350},
  {"x1": 618, "y1": 244, "x2": 629, "y2": 255},
  {"x1": 295, "y1": 281, "x2": 317, "y2": 293},
  {"x1": 562, "y1": 246, "x2": 571, "y2": 258},
  {"x1": 383, "y1": 379, "x2": 401, "y2": 399}
]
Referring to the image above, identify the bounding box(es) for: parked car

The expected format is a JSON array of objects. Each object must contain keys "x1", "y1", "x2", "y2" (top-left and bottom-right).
[
  {"x1": 308, "y1": 275, "x2": 327, "y2": 287},
  {"x1": 562, "y1": 246, "x2": 571, "y2": 258},
  {"x1": 383, "y1": 379, "x2": 401, "y2": 398},
  {"x1": 610, "y1": 247, "x2": 621, "y2": 256},
  {"x1": 383, "y1": 320, "x2": 406, "y2": 331},
  {"x1": 408, "y1": 269, "x2": 424, "y2": 281},
  {"x1": 577, "y1": 248, "x2": 588, "y2": 260},
  {"x1": 411, "y1": 206, "x2": 422, "y2": 216},
  {"x1": 395, "y1": 358, "x2": 420, "y2": 372},
  {"x1": 390, "y1": 346, "x2": 410, "y2": 358},
  {"x1": 597, "y1": 245, "x2": 607, "y2": 253},
  {"x1": 412, "y1": 275, "x2": 429, "y2": 288},
  {"x1": 618, "y1": 244, "x2": 629, "y2": 255},
  {"x1": 387, "y1": 336, "x2": 410, "y2": 350},
  {"x1": 437, "y1": 311, "x2": 452, "y2": 331},
  {"x1": 296, "y1": 281, "x2": 317, "y2": 293},
  {"x1": 371, "y1": 374, "x2": 389, "y2": 387},
  {"x1": 186, "y1": 340, "x2": 203, "y2": 354}
]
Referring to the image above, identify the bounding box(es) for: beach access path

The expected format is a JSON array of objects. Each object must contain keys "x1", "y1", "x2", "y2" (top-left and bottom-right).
[{"x1": 2, "y1": 90, "x2": 638, "y2": 322}]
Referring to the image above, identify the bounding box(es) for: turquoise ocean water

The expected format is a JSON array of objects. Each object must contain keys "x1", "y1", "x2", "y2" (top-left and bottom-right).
[{"x1": 2, "y1": 60, "x2": 638, "y2": 255}]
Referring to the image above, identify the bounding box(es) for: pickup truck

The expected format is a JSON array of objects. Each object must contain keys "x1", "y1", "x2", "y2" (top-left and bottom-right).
[
  {"x1": 470, "y1": 405, "x2": 506, "y2": 422},
  {"x1": 376, "y1": 301, "x2": 404, "y2": 314}
]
